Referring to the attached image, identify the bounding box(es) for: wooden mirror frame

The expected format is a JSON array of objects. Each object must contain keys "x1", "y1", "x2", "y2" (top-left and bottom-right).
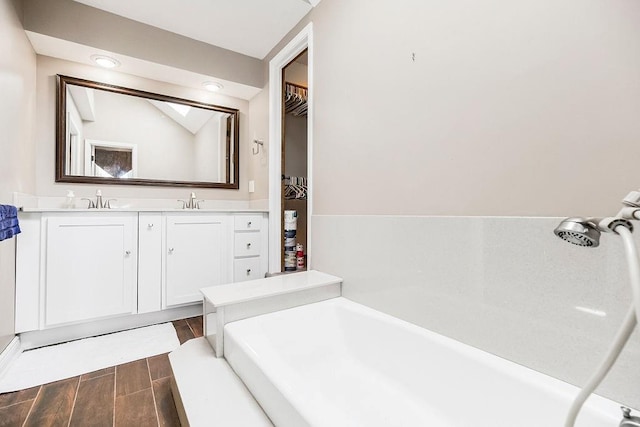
[{"x1": 56, "y1": 74, "x2": 240, "y2": 189}]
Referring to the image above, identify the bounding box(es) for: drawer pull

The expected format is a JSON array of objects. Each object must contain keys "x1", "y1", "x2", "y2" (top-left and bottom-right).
[
  {"x1": 148, "y1": 223, "x2": 154, "y2": 228},
  {"x1": 246, "y1": 268, "x2": 251, "y2": 275},
  {"x1": 246, "y1": 243, "x2": 252, "y2": 249},
  {"x1": 168, "y1": 248, "x2": 174, "y2": 254},
  {"x1": 247, "y1": 221, "x2": 252, "y2": 228},
  {"x1": 125, "y1": 250, "x2": 131, "y2": 256}
]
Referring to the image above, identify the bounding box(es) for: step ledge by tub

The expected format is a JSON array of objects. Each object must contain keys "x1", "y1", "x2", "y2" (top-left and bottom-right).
[
  {"x1": 169, "y1": 337, "x2": 272, "y2": 427},
  {"x1": 201, "y1": 270, "x2": 343, "y2": 357},
  {"x1": 201, "y1": 270, "x2": 342, "y2": 308}
]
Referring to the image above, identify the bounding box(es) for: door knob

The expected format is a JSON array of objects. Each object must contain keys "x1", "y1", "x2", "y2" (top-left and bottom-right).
[{"x1": 125, "y1": 250, "x2": 131, "y2": 256}]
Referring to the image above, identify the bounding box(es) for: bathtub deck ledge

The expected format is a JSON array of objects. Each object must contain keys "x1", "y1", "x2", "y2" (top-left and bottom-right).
[{"x1": 201, "y1": 270, "x2": 342, "y2": 357}]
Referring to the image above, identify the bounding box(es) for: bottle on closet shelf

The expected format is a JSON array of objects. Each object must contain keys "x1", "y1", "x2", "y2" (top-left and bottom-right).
[
  {"x1": 296, "y1": 243, "x2": 305, "y2": 271},
  {"x1": 64, "y1": 190, "x2": 76, "y2": 209},
  {"x1": 283, "y1": 210, "x2": 298, "y2": 272}
]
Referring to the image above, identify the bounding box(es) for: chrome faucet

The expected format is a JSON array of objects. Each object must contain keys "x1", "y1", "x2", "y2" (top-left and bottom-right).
[
  {"x1": 620, "y1": 407, "x2": 640, "y2": 427},
  {"x1": 81, "y1": 190, "x2": 116, "y2": 209},
  {"x1": 178, "y1": 192, "x2": 201, "y2": 209}
]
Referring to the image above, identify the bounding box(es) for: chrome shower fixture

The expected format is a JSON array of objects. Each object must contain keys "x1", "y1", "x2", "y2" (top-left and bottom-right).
[
  {"x1": 554, "y1": 218, "x2": 600, "y2": 247},
  {"x1": 554, "y1": 217, "x2": 633, "y2": 248},
  {"x1": 555, "y1": 189, "x2": 640, "y2": 427}
]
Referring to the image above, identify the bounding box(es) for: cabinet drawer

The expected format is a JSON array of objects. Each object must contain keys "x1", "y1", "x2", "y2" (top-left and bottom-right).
[
  {"x1": 234, "y1": 232, "x2": 261, "y2": 257},
  {"x1": 234, "y1": 215, "x2": 262, "y2": 232},
  {"x1": 234, "y1": 258, "x2": 262, "y2": 282}
]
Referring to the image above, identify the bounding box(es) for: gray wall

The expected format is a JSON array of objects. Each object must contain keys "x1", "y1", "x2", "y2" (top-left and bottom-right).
[
  {"x1": 248, "y1": 87, "x2": 270, "y2": 201},
  {"x1": 284, "y1": 62, "x2": 308, "y2": 178},
  {"x1": 0, "y1": 0, "x2": 37, "y2": 352},
  {"x1": 284, "y1": 115, "x2": 308, "y2": 178},
  {"x1": 269, "y1": 0, "x2": 640, "y2": 217}
]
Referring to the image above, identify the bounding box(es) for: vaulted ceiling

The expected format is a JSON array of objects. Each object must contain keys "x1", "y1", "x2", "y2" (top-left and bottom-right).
[
  {"x1": 22, "y1": 0, "x2": 320, "y2": 99},
  {"x1": 72, "y1": 0, "x2": 319, "y2": 60}
]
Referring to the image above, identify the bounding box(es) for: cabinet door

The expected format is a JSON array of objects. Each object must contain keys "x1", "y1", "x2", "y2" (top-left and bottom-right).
[
  {"x1": 165, "y1": 215, "x2": 230, "y2": 307},
  {"x1": 45, "y1": 214, "x2": 137, "y2": 327}
]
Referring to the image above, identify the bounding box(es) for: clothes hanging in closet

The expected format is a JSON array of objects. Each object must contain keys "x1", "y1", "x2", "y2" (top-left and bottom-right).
[{"x1": 284, "y1": 83, "x2": 308, "y2": 117}]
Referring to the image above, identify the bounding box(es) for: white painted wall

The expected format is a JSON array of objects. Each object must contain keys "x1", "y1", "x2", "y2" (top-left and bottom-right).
[
  {"x1": 0, "y1": 0, "x2": 37, "y2": 352},
  {"x1": 35, "y1": 55, "x2": 252, "y2": 200}
]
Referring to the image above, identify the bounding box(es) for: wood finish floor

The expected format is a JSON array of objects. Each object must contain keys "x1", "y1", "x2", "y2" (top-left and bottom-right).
[{"x1": 0, "y1": 316, "x2": 203, "y2": 427}]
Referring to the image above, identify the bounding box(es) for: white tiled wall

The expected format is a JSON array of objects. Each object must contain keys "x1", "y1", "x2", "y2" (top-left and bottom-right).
[{"x1": 312, "y1": 215, "x2": 640, "y2": 409}]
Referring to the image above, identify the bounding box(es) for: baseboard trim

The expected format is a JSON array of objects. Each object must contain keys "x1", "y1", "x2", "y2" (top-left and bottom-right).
[
  {"x1": 0, "y1": 337, "x2": 22, "y2": 380},
  {"x1": 19, "y1": 305, "x2": 201, "y2": 350}
]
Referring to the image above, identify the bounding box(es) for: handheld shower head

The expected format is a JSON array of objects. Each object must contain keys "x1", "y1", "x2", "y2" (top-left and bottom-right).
[
  {"x1": 554, "y1": 191, "x2": 640, "y2": 427},
  {"x1": 554, "y1": 217, "x2": 633, "y2": 247},
  {"x1": 554, "y1": 217, "x2": 600, "y2": 247}
]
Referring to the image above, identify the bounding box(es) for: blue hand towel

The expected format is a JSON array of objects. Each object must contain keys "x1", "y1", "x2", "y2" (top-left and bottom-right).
[{"x1": 0, "y1": 205, "x2": 21, "y2": 241}]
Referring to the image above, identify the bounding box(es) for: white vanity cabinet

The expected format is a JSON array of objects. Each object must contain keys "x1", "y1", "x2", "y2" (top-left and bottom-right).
[
  {"x1": 43, "y1": 213, "x2": 137, "y2": 327},
  {"x1": 15, "y1": 209, "x2": 268, "y2": 346},
  {"x1": 164, "y1": 214, "x2": 232, "y2": 307}
]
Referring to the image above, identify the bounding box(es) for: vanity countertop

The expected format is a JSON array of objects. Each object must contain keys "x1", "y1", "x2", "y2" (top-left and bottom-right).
[
  {"x1": 14, "y1": 194, "x2": 269, "y2": 214},
  {"x1": 20, "y1": 207, "x2": 269, "y2": 213}
]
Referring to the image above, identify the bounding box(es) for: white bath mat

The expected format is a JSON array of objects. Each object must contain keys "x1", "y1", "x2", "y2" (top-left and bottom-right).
[{"x1": 0, "y1": 323, "x2": 180, "y2": 393}]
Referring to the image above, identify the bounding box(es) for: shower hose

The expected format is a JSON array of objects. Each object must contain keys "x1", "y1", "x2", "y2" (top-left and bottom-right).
[{"x1": 564, "y1": 225, "x2": 640, "y2": 426}]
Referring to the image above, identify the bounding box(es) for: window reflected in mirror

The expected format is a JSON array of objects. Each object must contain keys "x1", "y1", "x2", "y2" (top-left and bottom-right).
[{"x1": 92, "y1": 146, "x2": 134, "y2": 178}]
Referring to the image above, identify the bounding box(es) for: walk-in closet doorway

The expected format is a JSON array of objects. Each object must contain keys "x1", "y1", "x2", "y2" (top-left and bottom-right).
[
  {"x1": 268, "y1": 23, "x2": 313, "y2": 274},
  {"x1": 281, "y1": 50, "x2": 308, "y2": 271}
]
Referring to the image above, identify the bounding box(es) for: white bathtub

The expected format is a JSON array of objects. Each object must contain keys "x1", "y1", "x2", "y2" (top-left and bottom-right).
[{"x1": 223, "y1": 297, "x2": 627, "y2": 427}]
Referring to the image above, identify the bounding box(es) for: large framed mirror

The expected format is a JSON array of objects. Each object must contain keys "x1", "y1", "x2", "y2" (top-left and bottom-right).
[{"x1": 56, "y1": 75, "x2": 240, "y2": 189}]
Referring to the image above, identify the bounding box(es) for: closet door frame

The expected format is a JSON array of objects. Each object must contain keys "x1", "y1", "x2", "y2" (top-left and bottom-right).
[{"x1": 268, "y1": 22, "x2": 313, "y2": 273}]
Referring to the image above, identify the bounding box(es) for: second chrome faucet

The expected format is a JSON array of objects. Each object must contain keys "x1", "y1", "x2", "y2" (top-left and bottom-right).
[
  {"x1": 178, "y1": 192, "x2": 202, "y2": 209},
  {"x1": 82, "y1": 190, "x2": 116, "y2": 209}
]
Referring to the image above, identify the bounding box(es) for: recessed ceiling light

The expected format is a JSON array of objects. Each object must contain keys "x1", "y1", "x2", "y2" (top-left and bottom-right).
[
  {"x1": 203, "y1": 81, "x2": 223, "y2": 92},
  {"x1": 91, "y1": 55, "x2": 120, "y2": 69}
]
